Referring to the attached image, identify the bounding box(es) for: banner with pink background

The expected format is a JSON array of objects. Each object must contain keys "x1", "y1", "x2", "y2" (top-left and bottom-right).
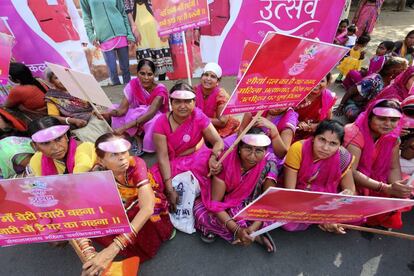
[
  {"x1": 0, "y1": 171, "x2": 130, "y2": 247},
  {"x1": 222, "y1": 33, "x2": 348, "y2": 115},
  {"x1": 234, "y1": 188, "x2": 414, "y2": 224},
  {"x1": 0, "y1": 33, "x2": 14, "y2": 85},
  {"x1": 152, "y1": 0, "x2": 210, "y2": 36},
  {"x1": 199, "y1": 0, "x2": 346, "y2": 75}
]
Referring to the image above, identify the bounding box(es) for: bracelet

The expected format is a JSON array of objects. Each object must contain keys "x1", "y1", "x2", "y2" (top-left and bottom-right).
[
  {"x1": 377, "y1": 182, "x2": 387, "y2": 193},
  {"x1": 224, "y1": 218, "x2": 234, "y2": 229},
  {"x1": 113, "y1": 237, "x2": 125, "y2": 251},
  {"x1": 233, "y1": 224, "x2": 241, "y2": 241},
  {"x1": 130, "y1": 224, "x2": 138, "y2": 236},
  {"x1": 65, "y1": 117, "x2": 70, "y2": 125}
]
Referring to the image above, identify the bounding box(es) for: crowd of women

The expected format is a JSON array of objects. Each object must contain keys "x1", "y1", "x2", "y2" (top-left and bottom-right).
[{"x1": 1, "y1": 2, "x2": 414, "y2": 275}]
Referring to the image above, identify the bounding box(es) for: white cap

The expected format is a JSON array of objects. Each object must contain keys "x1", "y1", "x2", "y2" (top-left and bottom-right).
[{"x1": 203, "y1": 62, "x2": 222, "y2": 78}]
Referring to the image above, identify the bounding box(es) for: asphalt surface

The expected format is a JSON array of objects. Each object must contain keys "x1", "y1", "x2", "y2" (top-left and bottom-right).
[{"x1": 2, "y1": 6, "x2": 414, "y2": 276}]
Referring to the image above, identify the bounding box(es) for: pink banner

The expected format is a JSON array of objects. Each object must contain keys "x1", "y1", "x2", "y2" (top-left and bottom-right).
[
  {"x1": 0, "y1": 33, "x2": 14, "y2": 85},
  {"x1": 152, "y1": 0, "x2": 210, "y2": 36},
  {"x1": 237, "y1": 40, "x2": 259, "y2": 82},
  {"x1": 0, "y1": 171, "x2": 130, "y2": 247},
  {"x1": 234, "y1": 188, "x2": 414, "y2": 224},
  {"x1": 199, "y1": 0, "x2": 346, "y2": 75},
  {"x1": 222, "y1": 33, "x2": 348, "y2": 115}
]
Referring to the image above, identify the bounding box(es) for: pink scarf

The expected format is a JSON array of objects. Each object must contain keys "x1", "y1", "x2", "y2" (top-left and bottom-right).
[
  {"x1": 165, "y1": 108, "x2": 209, "y2": 159},
  {"x1": 368, "y1": 55, "x2": 386, "y2": 75},
  {"x1": 201, "y1": 148, "x2": 267, "y2": 213},
  {"x1": 344, "y1": 99, "x2": 400, "y2": 195},
  {"x1": 320, "y1": 89, "x2": 337, "y2": 121},
  {"x1": 374, "y1": 66, "x2": 414, "y2": 102},
  {"x1": 40, "y1": 138, "x2": 77, "y2": 176},
  {"x1": 129, "y1": 78, "x2": 169, "y2": 113},
  {"x1": 195, "y1": 84, "x2": 221, "y2": 118},
  {"x1": 297, "y1": 138, "x2": 343, "y2": 193}
]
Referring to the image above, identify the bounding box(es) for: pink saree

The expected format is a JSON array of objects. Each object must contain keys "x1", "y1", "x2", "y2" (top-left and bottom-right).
[
  {"x1": 373, "y1": 66, "x2": 414, "y2": 102},
  {"x1": 112, "y1": 78, "x2": 169, "y2": 152},
  {"x1": 150, "y1": 108, "x2": 212, "y2": 192}
]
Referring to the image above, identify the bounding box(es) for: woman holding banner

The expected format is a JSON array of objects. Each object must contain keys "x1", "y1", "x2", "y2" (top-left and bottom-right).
[
  {"x1": 102, "y1": 59, "x2": 168, "y2": 153},
  {"x1": 80, "y1": 133, "x2": 172, "y2": 275},
  {"x1": 194, "y1": 128, "x2": 276, "y2": 252},
  {"x1": 44, "y1": 69, "x2": 110, "y2": 143},
  {"x1": 283, "y1": 120, "x2": 355, "y2": 234},
  {"x1": 294, "y1": 74, "x2": 336, "y2": 141},
  {"x1": 28, "y1": 116, "x2": 96, "y2": 176},
  {"x1": 150, "y1": 84, "x2": 223, "y2": 212},
  {"x1": 195, "y1": 63, "x2": 240, "y2": 138},
  {"x1": 344, "y1": 99, "x2": 412, "y2": 229}
]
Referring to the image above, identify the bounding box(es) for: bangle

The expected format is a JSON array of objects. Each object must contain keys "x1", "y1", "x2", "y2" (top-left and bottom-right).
[
  {"x1": 111, "y1": 109, "x2": 119, "y2": 116},
  {"x1": 65, "y1": 117, "x2": 70, "y2": 125},
  {"x1": 233, "y1": 224, "x2": 241, "y2": 241},
  {"x1": 377, "y1": 182, "x2": 387, "y2": 193},
  {"x1": 224, "y1": 218, "x2": 234, "y2": 229},
  {"x1": 113, "y1": 238, "x2": 125, "y2": 251}
]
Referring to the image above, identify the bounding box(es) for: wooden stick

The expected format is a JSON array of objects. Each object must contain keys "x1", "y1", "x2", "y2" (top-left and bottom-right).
[
  {"x1": 69, "y1": 240, "x2": 87, "y2": 263},
  {"x1": 217, "y1": 110, "x2": 264, "y2": 165},
  {"x1": 181, "y1": 31, "x2": 192, "y2": 86},
  {"x1": 65, "y1": 69, "x2": 114, "y2": 132},
  {"x1": 337, "y1": 223, "x2": 414, "y2": 240}
]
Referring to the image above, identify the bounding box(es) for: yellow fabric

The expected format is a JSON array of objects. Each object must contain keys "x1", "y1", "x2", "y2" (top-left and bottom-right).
[
  {"x1": 284, "y1": 141, "x2": 303, "y2": 171},
  {"x1": 29, "y1": 142, "x2": 96, "y2": 176},
  {"x1": 47, "y1": 102, "x2": 61, "y2": 116},
  {"x1": 135, "y1": 4, "x2": 169, "y2": 49},
  {"x1": 337, "y1": 48, "x2": 363, "y2": 76}
]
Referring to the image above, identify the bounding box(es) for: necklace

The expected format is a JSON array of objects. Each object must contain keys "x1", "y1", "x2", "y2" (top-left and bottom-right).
[{"x1": 170, "y1": 112, "x2": 184, "y2": 126}]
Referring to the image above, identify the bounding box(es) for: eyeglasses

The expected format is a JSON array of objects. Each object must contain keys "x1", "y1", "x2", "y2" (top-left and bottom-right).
[{"x1": 240, "y1": 145, "x2": 266, "y2": 156}]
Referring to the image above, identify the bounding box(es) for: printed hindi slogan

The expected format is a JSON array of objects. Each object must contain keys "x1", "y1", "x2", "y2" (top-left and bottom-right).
[
  {"x1": 234, "y1": 188, "x2": 414, "y2": 224},
  {"x1": 222, "y1": 33, "x2": 349, "y2": 115},
  {"x1": 0, "y1": 171, "x2": 130, "y2": 246},
  {"x1": 152, "y1": 0, "x2": 210, "y2": 36}
]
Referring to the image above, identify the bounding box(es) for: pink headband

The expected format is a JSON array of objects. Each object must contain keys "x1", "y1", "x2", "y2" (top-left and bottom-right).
[
  {"x1": 98, "y1": 138, "x2": 131, "y2": 153},
  {"x1": 170, "y1": 90, "x2": 195, "y2": 100},
  {"x1": 372, "y1": 107, "x2": 402, "y2": 118},
  {"x1": 31, "y1": 125, "x2": 70, "y2": 143},
  {"x1": 241, "y1": 134, "x2": 271, "y2": 147}
]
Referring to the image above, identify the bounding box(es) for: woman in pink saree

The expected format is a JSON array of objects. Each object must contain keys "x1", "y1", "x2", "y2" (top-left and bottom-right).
[
  {"x1": 283, "y1": 120, "x2": 356, "y2": 233},
  {"x1": 195, "y1": 63, "x2": 240, "y2": 137},
  {"x1": 373, "y1": 66, "x2": 414, "y2": 102},
  {"x1": 150, "y1": 85, "x2": 224, "y2": 212},
  {"x1": 353, "y1": 0, "x2": 385, "y2": 37},
  {"x1": 294, "y1": 74, "x2": 337, "y2": 141},
  {"x1": 344, "y1": 99, "x2": 412, "y2": 229},
  {"x1": 102, "y1": 59, "x2": 169, "y2": 153},
  {"x1": 195, "y1": 128, "x2": 276, "y2": 252}
]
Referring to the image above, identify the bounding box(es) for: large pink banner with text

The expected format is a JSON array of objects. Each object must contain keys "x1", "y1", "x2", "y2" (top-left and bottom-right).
[
  {"x1": 199, "y1": 0, "x2": 346, "y2": 75},
  {"x1": 152, "y1": 0, "x2": 210, "y2": 36},
  {"x1": 222, "y1": 33, "x2": 348, "y2": 115},
  {"x1": 0, "y1": 171, "x2": 130, "y2": 247},
  {"x1": 234, "y1": 188, "x2": 414, "y2": 224},
  {"x1": 0, "y1": 33, "x2": 14, "y2": 85}
]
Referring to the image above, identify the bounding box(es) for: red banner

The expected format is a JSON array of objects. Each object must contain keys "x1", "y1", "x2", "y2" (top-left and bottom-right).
[
  {"x1": 0, "y1": 171, "x2": 130, "y2": 247},
  {"x1": 222, "y1": 33, "x2": 348, "y2": 115},
  {"x1": 234, "y1": 188, "x2": 414, "y2": 224},
  {"x1": 152, "y1": 0, "x2": 210, "y2": 36}
]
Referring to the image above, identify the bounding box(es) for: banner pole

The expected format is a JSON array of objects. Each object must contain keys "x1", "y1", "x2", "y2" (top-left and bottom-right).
[
  {"x1": 65, "y1": 69, "x2": 113, "y2": 132},
  {"x1": 181, "y1": 31, "x2": 192, "y2": 86},
  {"x1": 337, "y1": 223, "x2": 414, "y2": 240},
  {"x1": 213, "y1": 110, "x2": 264, "y2": 171},
  {"x1": 69, "y1": 240, "x2": 88, "y2": 263}
]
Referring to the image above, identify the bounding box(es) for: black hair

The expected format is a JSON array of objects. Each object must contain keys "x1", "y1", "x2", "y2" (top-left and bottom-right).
[
  {"x1": 356, "y1": 34, "x2": 371, "y2": 46},
  {"x1": 169, "y1": 81, "x2": 196, "y2": 101},
  {"x1": 379, "y1": 57, "x2": 408, "y2": 77},
  {"x1": 380, "y1": 41, "x2": 395, "y2": 52},
  {"x1": 369, "y1": 99, "x2": 402, "y2": 119},
  {"x1": 339, "y1": 19, "x2": 349, "y2": 26},
  {"x1": 347, "y1": 25, "x2": 357, "y2": 34},
  {"x1": 9, "y1": 63, "x2": 47, "y2": 94},
  {"x1": 405, "y1": 30, "x2": 414, "y2": 40},
  {"x1": 325, "y1": 72, "x2": 332, "y2": 84},
  {"x1": 314, "y1": 120, "x2": 345, "y2": 144},
  {"x1": 238, "y1": 127, "x2": 267, "y2": 150},
  {"x1": 137, "y1": 59, "x2": 156, "y2": 74},
  {"x1": 28, "y1": 116, "x2": 62, "y2": 137}
]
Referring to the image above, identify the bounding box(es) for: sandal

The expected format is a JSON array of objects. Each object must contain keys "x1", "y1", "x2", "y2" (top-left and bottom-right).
[
  {"x1": 200, "y1": 232, "x2": 216, "y2": 244},
  {"x1": 129, "y1": 136, "x2": 144, "y2": 157},
  {"x1": 169, "y1": 228, "x2": 177, "y2": 241},
  {"x1": 255, "y1": 232, "x2": 276, "y2": 253}
]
